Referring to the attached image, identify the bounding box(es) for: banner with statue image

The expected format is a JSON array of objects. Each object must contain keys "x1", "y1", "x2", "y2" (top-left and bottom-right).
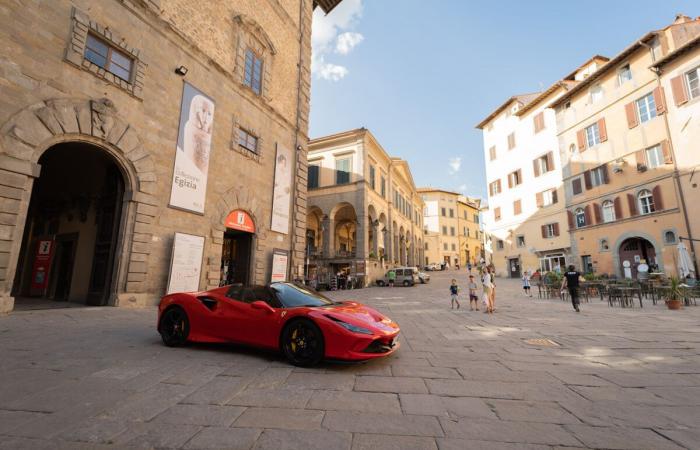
[{"x1": 169, "y1": 82, "x2": 215, "y2": 214}]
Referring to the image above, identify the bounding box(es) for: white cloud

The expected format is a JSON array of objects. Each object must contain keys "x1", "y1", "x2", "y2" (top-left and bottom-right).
[
  {"x1": 335, "y1": 32, "x2": 364, "y2": 55},
  {"x1": 311, "y1": 0, "x2": 363, "y2": 81},
  {"x1": 457, "y1": 184, "x2": 468, "y2": 194},
  {"x1": 449, "y1": 157, "x2": 462, "y2": 174}
]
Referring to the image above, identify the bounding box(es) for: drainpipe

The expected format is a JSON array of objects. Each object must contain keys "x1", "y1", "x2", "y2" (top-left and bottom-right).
[{"x1": 651, "y1": 65, "x2": 699, "y2": 276}]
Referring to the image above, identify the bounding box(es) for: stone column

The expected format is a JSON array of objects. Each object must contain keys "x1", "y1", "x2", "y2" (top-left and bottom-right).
[
  {"x1": 322, "y1": 215, "x2": 333, "y2": 258},
  {"x1": 371, "y1": 220, "x2": 379, "y2": 258},
  {"x1": 355, "y1": 217, "x2": 366, "y2": 259}
]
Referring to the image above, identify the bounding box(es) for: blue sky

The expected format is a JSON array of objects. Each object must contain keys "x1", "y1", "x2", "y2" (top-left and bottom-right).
[{"x1": 309, "y1": 1, "x2": 698, "y2": 198}]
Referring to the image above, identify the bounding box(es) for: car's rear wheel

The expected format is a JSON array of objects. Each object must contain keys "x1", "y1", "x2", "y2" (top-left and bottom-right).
[
  {"x1": 159, "y1": 306, "x2": 190, "y2": 347},
  {"x1": 281, "y1": 319, "x2": 324, "y2": 367},
  {"x1": 377, "y1": 280, "x2": 385, "y2": 287},
  {"x1": 403, "y1": 280, "x2": 410, "y2": 287}
]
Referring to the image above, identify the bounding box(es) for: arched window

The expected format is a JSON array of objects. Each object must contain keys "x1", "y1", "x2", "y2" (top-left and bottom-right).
[
  {"x1": 664, "y1": 231, "x2": 676, "y2": 244},
  {"x1": 602, "y1": 200, "x2": 615, "y2": 223},
  {"x1": 575, "y1": 208, "x2": 586, "y2": 228},
  {"x1": 569, "y1": 143, "x2": 576, "y2": 154},
  {"x1": 600, "y1": 239, "x2": 609, "y2": 251},
  {"x1": 638, "y1": 189, "x2": 655, "y2": 215}
]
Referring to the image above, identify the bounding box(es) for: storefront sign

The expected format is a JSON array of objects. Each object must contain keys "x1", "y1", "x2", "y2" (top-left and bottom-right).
[
  {"x1": 30, "y1": 239, "x2": 54, "y2": 294},
  {"x1": 169, "y1": 82, "x2": 215, "y2": 214},
  {"x1": 271, "y1": 248, "x2": 289, "y2": 283},
  {"x1": 224, "y1": 210, "x2": 255, "y2": 233},
  {"x1": 166, "y1": 232, "x2": 205, "y2": 294},
  {"x1": 271, "y1": 143, "x2": 292, "y2": 234},
  {"x1": 355, "y1": 261, "x2": 366, "y2": 276}
]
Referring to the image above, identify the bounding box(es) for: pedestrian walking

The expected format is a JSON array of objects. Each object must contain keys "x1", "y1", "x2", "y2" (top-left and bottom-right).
[
  {"x1": 481, "y1": 269, "x2": 493, "y2": 313},
  {"x1": 522, "y1": 270, "x2": 532, "y2": 297},
  {"x1": 450, "y1": 279, "x2": 461, "y2": 309},
  {"x1": 388, "y1": 269, "x2": 396, "y2": 287},
  {"x1": 467, "y1": 262, "x2": 472, "y2": 274},
  {"x1": 488, "y1": 266, "x2": 496, "y2": 311},
  {"x1": 468, "y1": 274, "x2": 479, "y2": 310},
  {"x1": 560, "y1": 265, "x2": 582, "y2": 312}
]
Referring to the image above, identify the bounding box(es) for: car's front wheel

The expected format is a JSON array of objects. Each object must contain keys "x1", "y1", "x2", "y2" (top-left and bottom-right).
[
  {"x1": 158, "y1": 306, "x2": 190, "y2": 347},
  {"x1": 403, "y1": 280, "x2": 411, "y2": 287},
  {"x1": 376, "y1": 280, "x2": 385, "y2": 287},
  {"x1": 281, "y1": 319, "x2": 325, "y2": 367}
]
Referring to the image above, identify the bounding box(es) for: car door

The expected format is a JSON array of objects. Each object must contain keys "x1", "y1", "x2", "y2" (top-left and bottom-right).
[
  {"x1": 199, "y1": 285, "x2": 250, "y2": 342},
  {"x1": 236, "y1": 286, "x2": 283, "y2": 348}
]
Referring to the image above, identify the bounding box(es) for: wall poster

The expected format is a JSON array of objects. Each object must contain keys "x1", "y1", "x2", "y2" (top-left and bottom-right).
[
  {"x1": 166, "y1": 232, "x2": 205, "y2": 294},
  {"x1": 271, "y1": 248, "x2": 289, "y2": 283},
  {"x1": 169, "y1": 82, "x2": 215, "y2": 214},
  {"x1": 271, "y1": 143, "x2": 292, "y2": 234}
]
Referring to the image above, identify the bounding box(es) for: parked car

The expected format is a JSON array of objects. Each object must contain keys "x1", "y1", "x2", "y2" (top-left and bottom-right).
[
  {"x1": 376, "y1": 267, "x2": 419, "y2": 287},
  {"x1": 424, "y1": 263, "x2": 440, "y2": 271},
  {"x1": 418, "y1": 271, "x2": 430, "y2": 284}
]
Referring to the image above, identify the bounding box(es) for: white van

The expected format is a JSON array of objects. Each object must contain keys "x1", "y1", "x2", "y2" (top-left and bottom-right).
[{"x1": 376, "y1": 267, "x2": 419, "y2": 287}]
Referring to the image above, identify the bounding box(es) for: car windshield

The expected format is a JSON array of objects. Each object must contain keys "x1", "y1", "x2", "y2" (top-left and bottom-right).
[{"x1": 270, "y1": 283, "x2": 336, "y2": 308}]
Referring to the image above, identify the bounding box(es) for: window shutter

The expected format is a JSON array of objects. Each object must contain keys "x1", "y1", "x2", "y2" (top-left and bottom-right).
[
  {"x1": 614, "y1": 196, "x2": 623, "y2": 219},
  {"x1": 533, "y1": 158, "x2": 540, "y2": 177},
  {"x1": 601, "y1": 164, "x2": 609, "y2": 184},
  {"x1": 636, "y1": 150, "x2": 647, "y2": 171},
  {"x1": 489, "y1": 183, "x2": 493, "y2": 196},
  {"x1": 507, "y1": 174, "x2": 513, "y2": 189},
  {"x1": 661, "y1": 140, "x2": 673, "y2": 164},
  {"x1": 552, "y1": 189, "x2": 558, "y2": 204},
  {"x1": 541, "y1": 225, "x2": 547, "y2": 238},
  {"x1": 653, "y1": 86, "x2": 667, "y2": 114},
  {"x1": 497, "y1": 179, "x2": 502, "y2": 192},
  {"x1": 517, "y1": 169, "x2": 522, "y2": 184},
  {"x1": 584, "y1": 205, "x2": 592, "y2": 225},
  {"x1": 593, "y1": 203, "x2": 602, "y2": 224},
  {"x1": 514, "y1": 200, "x2": 521, "y2": 215},
  {"x1": 536, "y1": 192, "x2": 543, "y2": 208},
  {"x1": 567, "y1": 210, "x2": 574, "y2": 230},
  {"x1": 572, "y1": 178, "x2": 582, "y2": 195},
  {"x1": 546, "y1": 152, "x2": 554, "y2": 172},
  {"x1": 670, "y1": 75, "x2": 689, "y2": 106},
  {"x1": 627, "y1": 193, "x2": 638, "y2": 216},
  {"x1": 553, "y1": 222, "x2": 560, "y2": 236},
  {"x1": 625, "y1": 102, "x2": 639, "y2": 128},
  {"x1": 577, "y1": 129, "x2": 587, "y2": 151},
  {"x1": 598, "y1": 118, "x2": 608, "y2": 142},
  {"x1": 584, "y1": 170, "x2": 592, "y2": 190},
  {"x1": 652, "y1": 185, "x2": 664, "y2": 210}
]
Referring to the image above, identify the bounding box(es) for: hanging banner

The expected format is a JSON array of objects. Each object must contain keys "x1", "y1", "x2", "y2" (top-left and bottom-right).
[
  {"x1": 271, "y1": 248, "x2": 289, "y2": 283},
  {"x1": 166, "y1": 232, "x2": 205, "y2": 294},
  {"x1": 224, "y1": 210, "x2": 256, "y2": 233},
  {"x1": 30, "y1": 239, "x2": 54, "y2": 295},
  {"x1": 169, "y1": 82, "x2": 215, "y2": 214},
  {"x1": 271, "y1": 143, "x2": 292, "y2": 234}
]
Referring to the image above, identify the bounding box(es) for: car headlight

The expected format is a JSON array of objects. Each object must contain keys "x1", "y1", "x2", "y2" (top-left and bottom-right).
[{"x1": 333, "y1": 320, "x2": 374, "y2": 335}]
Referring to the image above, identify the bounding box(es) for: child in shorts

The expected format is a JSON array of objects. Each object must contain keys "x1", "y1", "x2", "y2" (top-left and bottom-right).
[
  {"x1": 468, "y1": 275, "x2": 479, "y2": 310},
  {"x1": 449, "y1": 279, "x2": 460, "y2": 309},
  {"x1": 522, "y1": 270, "x2": 532, "y2": 297}
]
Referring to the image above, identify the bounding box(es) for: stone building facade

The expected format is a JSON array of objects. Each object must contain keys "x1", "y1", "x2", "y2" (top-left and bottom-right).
[{"x1": 0, "y1": 0, "x2": 342, "y2": 313}]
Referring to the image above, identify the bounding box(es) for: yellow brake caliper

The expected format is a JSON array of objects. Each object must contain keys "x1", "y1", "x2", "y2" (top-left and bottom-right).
[{"x1": 291, "y1": 329, "x2": 297, "y2": 352}]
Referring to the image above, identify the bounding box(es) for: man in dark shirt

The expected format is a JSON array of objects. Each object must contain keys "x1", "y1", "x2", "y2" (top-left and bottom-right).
[{"x1": 560, "y1": 265, "x2": 581, "y2": 312}]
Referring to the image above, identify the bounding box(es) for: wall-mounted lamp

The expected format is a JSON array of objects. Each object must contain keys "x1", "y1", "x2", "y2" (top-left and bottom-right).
[{"x1": 175, "y1": 65, "x2": 188, "y2": 76}]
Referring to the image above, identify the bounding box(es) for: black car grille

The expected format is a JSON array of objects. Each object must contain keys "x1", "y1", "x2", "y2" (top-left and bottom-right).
[{"x1": 362, "y1": 338, "x2": 396, "y2": 354}]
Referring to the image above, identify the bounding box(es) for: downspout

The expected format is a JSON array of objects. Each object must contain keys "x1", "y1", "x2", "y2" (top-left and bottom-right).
[{"x1": 651, "y1": 65, "x2": 699, "y2": 276}]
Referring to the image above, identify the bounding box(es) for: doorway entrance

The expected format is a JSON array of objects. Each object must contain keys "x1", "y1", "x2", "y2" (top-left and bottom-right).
[
  {"x1": 619, "y1": 237, "x2": 656, "y2": 279},
  {"x1": 220, "y1": 229, "x2": 253, "y2": 285},
  {"x1": 508, "y1": 257, "x2": 521, "y2": 278},
  {"x1": 12, "y1": 142, "x2": 125, "y2": 307}
]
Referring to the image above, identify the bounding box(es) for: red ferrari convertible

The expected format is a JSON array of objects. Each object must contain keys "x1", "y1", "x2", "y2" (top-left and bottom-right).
[{"x1": 157, "y1": 282, "x2": 400, "y2": 366}]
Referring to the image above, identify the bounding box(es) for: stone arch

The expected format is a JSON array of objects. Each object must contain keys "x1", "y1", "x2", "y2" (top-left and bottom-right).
[
  {"x1": 0, "y1": 98, "x2": 159, "y2": 312},
  {"x1": 612, "y1": 231, "x2": 663, "y2": 278}
]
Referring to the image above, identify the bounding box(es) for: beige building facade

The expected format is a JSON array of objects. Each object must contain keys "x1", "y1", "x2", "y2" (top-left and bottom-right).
[
  {"x1": 306, "y1": 129, "x2": 425, "y2": 286},
  {"x1": 0, "y1": 0, "x2": 342, "y2": 314}
]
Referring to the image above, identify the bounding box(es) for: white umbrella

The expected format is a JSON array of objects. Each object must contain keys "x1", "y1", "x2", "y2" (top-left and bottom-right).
[{"x1": 677, "y1": 242, "x2": 695, "y2": 278}]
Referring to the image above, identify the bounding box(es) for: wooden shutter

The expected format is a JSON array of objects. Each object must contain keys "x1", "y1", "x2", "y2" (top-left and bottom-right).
[
  {"x1": 541, "y1": 225, "x2": 547, "y2": 238},
  {"x1": 593, "y1": 203, "x2": 602, "y2": 224},
  {"x1": 536, "y1": 192, "x2": 543, "y2": 208},
  {"x1": 507, "y1": 174, "x2": 513, "y2": 188},
  {"x1": 533, "y1": 158, "x2": 540, "y2": 177},
  {"x1": 489, "y1": 183, "x2": 493, "y2": 196},
  {"x1": 635, "y1": 150, "x2": 647, "y2": 171},
  {"x1": 670, "y1": 75, "x2": 689, "y2": 106},
  {"x1": 572, "y1": 178, "x2": 582, "y2": 195},
  {"x1": 546, "y1": 152, "x2": 554, "y2": 172},
  {"x1": 497, "y1": 179, "x2": 502, "y2": 193},
  {"x1": 627, "y1": 193, "x2": 638, "y2": 216},
  {"x1": 625, "y1": 102, "x2": 639, "y2": 128},
  {"x1": 494, "y1": 207, "x2": 501, "y2": 221},
  {"x1": 653, "y1": 86, "x2": 667, "y2": 114},
  {"x1": 584, "y1": 205, "x2": 592, "y2": 225},
  {"x1": 598, "y1": 118, "x2": 608, "y2": 142},
  {"x1": 553, "y1": 222, "x2": 560, "y2": 236},
  {"x1": 601, "y1": 164, "x2": 609, "y2": 184},
  {"x1": 614, "y1": 196, "x2": 623, "y2": 219},
  {"x1": 652, "y1": 185, "x2": 664, "y2": 211},
  {"x1": 508, "y1": 133, "x2": 515, "y2": 150},
  {"x1": 567, "y1": 210, "x2": 574, "y2": 230},
  {"x1": 552, "y1": 189, "x2": 558, "y2": 204},
  {"x1": 514, "y1": 200, "x2": 521, "y2": 215},
  {"x1": 661, "y1": 140, "x2": 673, "y2": 164},
  {"x1": 577, "y1": 129, "x2": 586, "y2": 151},
  {"x1": 584, "y1": 170, "x2": 592, "y2": 190},
  {"x1": 517, "y1": 169, "x2": 522, "y2": 185}
]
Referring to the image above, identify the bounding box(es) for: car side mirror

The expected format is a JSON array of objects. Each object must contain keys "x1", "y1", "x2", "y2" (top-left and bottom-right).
[{"x1": 251, "y1": 301, "x2": 275, "y2": 313}]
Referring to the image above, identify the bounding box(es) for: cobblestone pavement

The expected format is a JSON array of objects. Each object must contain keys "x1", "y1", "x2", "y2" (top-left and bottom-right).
[{"x1": 1, "y1": 271, "x2": 699, "y2": 449}]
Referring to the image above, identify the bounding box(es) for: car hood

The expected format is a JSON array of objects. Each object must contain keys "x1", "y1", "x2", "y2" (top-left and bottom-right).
[{"x1": 321, "y1": 301, "x2": 399, "y2": 333}]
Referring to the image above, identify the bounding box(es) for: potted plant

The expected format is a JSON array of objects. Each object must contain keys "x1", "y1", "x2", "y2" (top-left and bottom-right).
[{"x1": 665, "y1": 276, "x2": 684, "y2": 310}]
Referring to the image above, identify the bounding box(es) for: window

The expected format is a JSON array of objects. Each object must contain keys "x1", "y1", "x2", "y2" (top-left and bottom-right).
[
  {"x1": 638, "y1": 189, "x2": 655, "y2": 215},
  {"x1": 497, "y1": 240, "x2": 504, "y2": 250},
  {"x1": 581, "y1": 255, "x2": 593, "y2": 273},
  {"x1": 687, "y1": 66, "x2": 700, "y2": 99},
  {"x1": 636, "y1": 93, "x2": 657, "y2": 123},
  {"x1": 646, "y1": 144, "x2": 663, "y2": 169},
  {"x1": 602, "y1": 200, "x2": 615, "y2": 223},
  {"x1": 494, "y1": 207, "x2": 501, "y2": 221},
  {"x1": 449, "y1": 209, "x2": 454, "y2": 218},
  {"x1": 451, "y1": 244, "x2": 456, "y2": 251},
  {"x1": 441, "y1": 207, "x2": 446, "y2": 217},
  {"x1": 464, "y1": 227, "x2": 468, "y2": 236},
  {"x1": 536, "y1": 155, "x2": 550, "y2": 174},
  {"x1": 516, "y1": 235, "x2": 525, "y2": 247},
  {"x1": 590, "y1": 85, "x2": 603, "y2": 103},
  {"x1": 381, "y1": 176, "x2": 386, "y2": 198},
  {"x1": 425, "y1": 242, "x2": 429, "y2": 250},
  {"x1": 238, "y1": 129, "x2": 259, "y2": 153},
  {"x1": 450, "y1": 227, "x2": 455, "y2": 236},
  {"x1": 84, "y1": 33, "x2": 133, "y2": 81},
  {"x1": 513, "y1": 199, "x2": 522, "y2": 215},
  {"x1": 664, "y1": 230, "x2": 677, "y2": 244},
  {"x1": 369, "y1": 165, "x2": 376, "y2": 190},
  {"x1": 308, "y1": 164, "x2": 319, "y2": 189},
  {"x1": 590, "y1": 166, "x2": 606, "y2": 187},
  {"x1": 443, "y1": 243, "x2": 448, "y2": 251},
  {"x1": 442, "y1": 226, "x2": 447, "y2": 235},
  {"x1": 540, "y1": 188, "x2": 557, "y2": 207},
  {"x1": 618, "y1": 64, "x2": 632, "y2": 85},
  {"x1": 600, "y1": 239, "x2": 609, "y2": 251},
  {"x1": 569, "y1": 143, "x2": 576, "y2": 155},
  {"x1": 508, "y1": 170, "x2": 522, "y2": 188},
  {"x1": 507, "y1": 133, "x2": 516, "y2": 150},
  {"x1": 335, "y1": 157, "x2": 351, "y2": 184},
  {"x1": 543, "y1": 224, "x2": 555, "y2": 238},
  {"x1": 489, "y1": 146, "x2": 497, "y2": 161},
  {"x1": 244, "y1": 48, "x2": 263, "y2": 95},
  {"x1": 533, "y1": 112, "x2": 545, "y2": 133},
  {"x1": 585, "y1": 123, "x2": 601, "y2": 147},
  {"x1": 473, "y1": 214, "x2": 479, "y2": 224},
  {"x1": 489, "y1": 180, "x2": 502, "y2": 196},
  {"x1": 650, "y1": 37, "x2": 662, "y2": 62},
  {"x1": 575, "y1": 208, "x2": 586, "y2": 228}
]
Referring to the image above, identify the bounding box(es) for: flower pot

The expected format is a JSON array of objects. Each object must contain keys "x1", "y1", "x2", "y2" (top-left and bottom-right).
[{"x1": 666, "y1": 299, "x2": 682, "y2": 310}]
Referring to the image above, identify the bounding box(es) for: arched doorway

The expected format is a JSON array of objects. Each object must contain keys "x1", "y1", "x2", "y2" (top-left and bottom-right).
[
  {"x1": 221, "y1": 210, "x2": 256, "y2": 286},
  {"x1": 618, "y1": 237, "x2": 656, "y2": 279},
  {"x1": 12, "y1": 142, "x2": 125, "y2": 306}
]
